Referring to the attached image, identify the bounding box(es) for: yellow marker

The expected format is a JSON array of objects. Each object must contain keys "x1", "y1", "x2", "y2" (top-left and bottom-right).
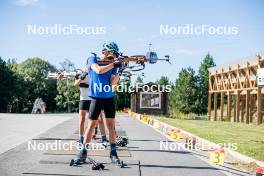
[
  {"x1": 140, "y1": 115, "x2": 145, "y2": 121},
  {"x1": 145, "y1": 117, "x2": 150, "y2": 124},
  {"x1": 209, "y1": 148, "x2": 225, "y2": 165},
  {"x1": 144, "y1": 116, "x2": 148, "y2": 123},
  {"x1": 170, "y1": 129, "x2": 181, "y2": 139},
  {"x1": 142, "y1": 115, "x2": 148, "y2": 123}
]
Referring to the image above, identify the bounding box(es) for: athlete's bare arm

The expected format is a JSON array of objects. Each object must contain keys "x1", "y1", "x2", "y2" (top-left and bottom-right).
[
  {"x1": 74, "y1": 78, "x2": 82, "y2": 86},
  {"x1": 91, "y1": 63, "x2": 115, "y2": 74}
]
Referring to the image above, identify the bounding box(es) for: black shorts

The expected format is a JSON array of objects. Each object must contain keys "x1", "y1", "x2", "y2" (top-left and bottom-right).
[
  {"x1": 88, "y1": 97, "x2": 115, "y2": 120},
  {"x1": 79, "y1": 100, "x2": 91, "y2": 111}
]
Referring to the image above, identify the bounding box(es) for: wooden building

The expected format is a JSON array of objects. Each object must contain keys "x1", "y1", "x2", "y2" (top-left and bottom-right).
[
  {"x1": 130, "y1": 82, "x2": 168, "y2": 115},
  {"x1": 208, "y1": 53, "x2": 264, "y2": 124}
]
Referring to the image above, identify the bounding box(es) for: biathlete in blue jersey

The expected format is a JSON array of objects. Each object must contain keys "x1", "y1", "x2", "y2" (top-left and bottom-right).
[{"x1": 72, "y1": 41, "x2": 123, "y2": 164}]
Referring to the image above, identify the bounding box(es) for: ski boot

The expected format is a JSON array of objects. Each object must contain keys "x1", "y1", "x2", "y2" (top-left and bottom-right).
[
  {"x1": 69, "y1": 148, "x2": 87, "y2": 166},
  {"x1": 100, "y1": 138, "x2": 109, "y2": 148},
  {"x1": 102, "y1": 140, "x2": 108, "y2": 148},
  {"x1": 77, "y1": 136, "x2": 84, "y2": 144},
  {"x1": 101, "y1": 135, "x2": 108, "y2": 148},
  {"x1": 110, "y1": 151, "x2": 125, "y2": 168}
]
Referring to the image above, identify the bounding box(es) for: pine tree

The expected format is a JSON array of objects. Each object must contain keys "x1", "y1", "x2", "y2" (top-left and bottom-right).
[
  {"x1": 195, "y1": 53, "x2": 216, "y2": 114},
  {"x1": 171, "y1": 67, "x2": 197, "y2": 114},
  {"x1": 156, "y1": 76, "x2": 170, "y2": 85}
]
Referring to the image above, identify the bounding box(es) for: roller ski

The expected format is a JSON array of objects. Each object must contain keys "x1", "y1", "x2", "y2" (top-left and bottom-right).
[
  {"x1": 87, "y1": 156, "x2": 105, "y2": 170},
  {"x1": 116, "y1": 136, "x2": 128, "y2": 147},
  {"x1": 69, "y1": 148, "x2": 87, "y2": 166},
  {"x1": 110, "y1": 151, "x2": 125, "y2": 168}
]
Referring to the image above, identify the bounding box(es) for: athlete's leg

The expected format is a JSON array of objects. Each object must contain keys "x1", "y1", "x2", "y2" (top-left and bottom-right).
[
  {"x1": 106, "y1": 118, "x2": 120, "y2": 163},
  {"x1": 78, "y1": 100, "x2": 88, "y2": 143},
  {"x1": 103, "y1": 98, "x2": 117, "y2": 155},
  {"x1": 71, "y1": 101, "x2": 90, "y2": 164},
  {"x1": 92, "y1": 123, "x2": 98, "y2": 140},
  {"x1": 105, "y1": 118, "x2": 116, "y2": 144},
  {"x1": 84, "y1": 119, "x2": 98, "y2": 143},
  {"x1": 79, "y1": 110, "x2": 86, "y2": 141},
  {"x1": 83, "y1": 99, "x2": 102, "y2": 144},
  {"x1": 103, "y1": 99, "x2": 124, "y2": 166},
  {"x1": 98, "y1": 112, "x2": 107, "y2": 140},
  {"x1": 91, "y1": 112, "x2": 107, "y2": 140}
]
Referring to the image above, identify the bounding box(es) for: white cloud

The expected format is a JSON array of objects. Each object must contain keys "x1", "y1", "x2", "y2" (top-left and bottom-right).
[{"x1": 16, "y1": 0, "x2": 39, "y2": 6}]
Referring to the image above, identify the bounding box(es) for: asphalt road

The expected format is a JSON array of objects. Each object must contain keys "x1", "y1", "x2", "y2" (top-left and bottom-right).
[
  {"x1": 0, "y1": 113, "x2": 253, "y2": 176},
  {"x1": 0, "y1": 113, "x2": 73, "y2": 155}
]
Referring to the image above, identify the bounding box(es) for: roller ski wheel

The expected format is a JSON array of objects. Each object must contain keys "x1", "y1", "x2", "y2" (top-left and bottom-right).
[
  {"x1": 91, "y1": 163, "x2": 105, "y2": 170},
  {"x1": 110, "y1": 151, "x2": 125, "y2": 168},
  {"x1": 87, "y1": 156, "x2": 105, "y2": 170}
]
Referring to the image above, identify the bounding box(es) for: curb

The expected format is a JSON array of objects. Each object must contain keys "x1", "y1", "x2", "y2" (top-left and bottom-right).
[{"x1": 128, "y1": 111, "x2": 264, "y2": 168}]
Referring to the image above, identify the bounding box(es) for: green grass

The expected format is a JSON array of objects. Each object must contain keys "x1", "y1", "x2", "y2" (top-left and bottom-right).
[{"x1": 154, "y1": 116, "x2": 264, "y2": 161}]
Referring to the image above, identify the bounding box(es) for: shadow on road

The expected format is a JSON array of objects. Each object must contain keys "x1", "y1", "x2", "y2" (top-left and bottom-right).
[
  {"x1": 129, "y1": 149, "x2": 191, "y2": 154},
  {"x1": 140, "y1": 164, "x2": 219, "y2": 170}
]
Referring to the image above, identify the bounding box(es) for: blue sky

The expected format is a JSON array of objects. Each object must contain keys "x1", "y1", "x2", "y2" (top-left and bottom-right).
[{"x1": 0, "y1": 0, "x2": 263, "y2": 83}]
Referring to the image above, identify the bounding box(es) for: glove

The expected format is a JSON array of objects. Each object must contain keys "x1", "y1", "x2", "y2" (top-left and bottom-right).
[
  {"x1": 79, "y1": 72, "x2": 88, "y2": 80},
  {"x1": 113, "y1": 61, "x2": 122, "y2": 68}
]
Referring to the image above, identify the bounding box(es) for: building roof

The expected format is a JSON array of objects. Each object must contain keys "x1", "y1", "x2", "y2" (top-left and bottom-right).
[{"x1": 208, "y1": 51, "x2": 264, "y2": 73}]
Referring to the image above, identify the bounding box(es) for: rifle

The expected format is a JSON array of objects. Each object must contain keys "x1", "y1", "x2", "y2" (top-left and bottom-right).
[
  {"x1": 47, "y1": 45, "x2": 172, "y2": 80},
  {"x1": 96, "y1": 51, "x2": 171, "y2": 72},
  {"x1": 47, "y1": 69, "x2": 83, "y2": 80}
]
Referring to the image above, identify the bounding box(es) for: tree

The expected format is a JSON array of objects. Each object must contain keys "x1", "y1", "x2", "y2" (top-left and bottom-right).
[
  {"x1": 6, "y1": 59, "x2": 33, "y2": 112},
  {"x1": 55, "y1": 79, "x2": 79, "y2": 112},
  {"x1": 135, "y1": 75, "x2": 143, "y2": 85},
  {"x1": 0, "y1": 57, "x2": 17, "y2": 112},
  {"x1": 15, "y1": 58, "x2": 57, "y2": 112},
  {"x1": 195, "y1": 53, "x2": 216, "y2": 114},
  {"x1": 156, "y1": 76, "x2": 170, "y2": 85},
  {"x1": 169, "y1": 67, "x2": 198, "y2": 114}
]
